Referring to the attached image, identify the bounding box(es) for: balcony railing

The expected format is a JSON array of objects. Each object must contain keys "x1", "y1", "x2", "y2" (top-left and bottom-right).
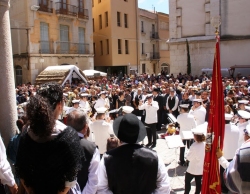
[
  {"x1": 150, "y1": 52, "x2": 160, "y2": 60},
  {"x1": 150, "y1": 32, "x2": 159, "y2": 39},
  {"x1": 55, "y1": 42, "x2": 90, "y2": 54},
  {"x1": 40, "y1": 41, "x2": 54, "y2": 54},
  {"x1": 38, "y1": 1, "x2": 53, "y2": 13},
  {"x1": 78, "y1": 7, "x2": 89, "y2": 19},
  {"x1": 55, "y1": 2, "x2": 78, "y2": 17}
]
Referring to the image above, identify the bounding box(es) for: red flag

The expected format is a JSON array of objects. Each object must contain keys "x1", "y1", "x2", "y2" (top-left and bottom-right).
[{"x1": 201, "y1": 36, "x2": 225, "y2": 193}]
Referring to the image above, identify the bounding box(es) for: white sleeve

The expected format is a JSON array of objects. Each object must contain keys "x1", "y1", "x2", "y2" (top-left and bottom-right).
[
  {"x1": 82, "y1": 148, "x2": 100, "y2": 194},
  {"x1": 96, "y1": 157, "x2": 113, "y2": 194},
  {"x1": 166, "y1": 97, "x2": 169, "y2": 110},
  {"x1": 153, "y1": 156, "x2": 171, "y2": 194},
  {"x1": 138, "y1": 103, "x2": 146, "y2": 110},
  {"x1": 94, "y1": 100, "x2": 100, "y2": 110},
  {"x1": 219, "y1": 156, "x2": 230, "y2": 169},
  {"x1": 186, "y1": 144, "x2": 198, "y2": 162},
  {"x1": 152, "y1": 101, "x2": 159, "y2": 110},
  {"x1": 172, "y1": 96, "x2": 179, "y2": 111},
  {"x1": 0, "y1": 137, "x2": 15, "y2": 187}
]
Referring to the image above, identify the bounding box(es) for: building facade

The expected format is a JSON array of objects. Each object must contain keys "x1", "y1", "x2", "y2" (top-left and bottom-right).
[
  {"x1": 169, "y1": 0, "x2": 250, "y2": 76},
  {"x1": 10, "y1": 0, "x2": 94, "y2": 84},
  {"x1": 92, "y1": 0, "x2": 138, "y2": 76}
]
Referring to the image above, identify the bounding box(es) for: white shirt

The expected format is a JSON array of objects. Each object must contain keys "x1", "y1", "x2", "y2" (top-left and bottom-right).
[
  {"x1": 0, "y1": 136, "x2": 15, "y2": 187},
  {"x1": 223, "y1": 123, "x2": 239, "y2": 160},
  {"x1": 89, "y1": 120, "x2": 113, "y2": 154},
  {"x1": 79, "y1": 100, "x2": 92, "y2": 113},
  {"x1": 96, "y1": 148, "x2": 171, "y2": 194},
  {"x1": 77, "y1": 133, "x2": 100, "y2": 194},
  {"x1": 186, "y1": 142, "x2": 206, "y2": 175},
  {"x1": 94, "y1": 98, "x2": 110, "y2": 110},
  {"x1": 177, "y1": 113, "x2": 197, "y2": 139},
  {"x1": 189, "y1": 105, "x2": 206, "y2": 126},
  {"x1": 139, "y1": 100, "x2": 159, "y2": 124},
  {"x1": 237, "y1": 122, "x2": 248, "y2": 148}
]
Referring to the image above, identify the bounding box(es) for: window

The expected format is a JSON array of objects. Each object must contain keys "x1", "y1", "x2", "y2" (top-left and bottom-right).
[
  {"x1": 105, "y1": 11, "x2": 108, "y2": 27},
  {"x1": 124, "y1": 14, "x2": 128, "y2": 28},
  {"x1": 40, "y1": 22, "x2": 50, "y2": 53},
  {"x1": 125, "y1": 40, "x2": 129, "y2": 54},
  {"x1": 92, "y1": 18, "x2": 95, "y2": 32},
  {"x1": 78, "y1": 27, "x2": 85, "y2": 54},
  {"x1": 141, "y1": 21, "x2": 144, "y2": 32},
  {"x1": 142, "y1": 64, "x2": 146, "y2": 74},
  {"x1": 60, "y1": 24, "x2": 69, "y2": 53},
  {"x1": 118, "y1": 39, "x2": 122, "y2": 54},
  {"x1": 100, "y1": 41, "x2": 103, "y2": 55},
  {"x1": 93, "y1": 42, "x2": 95, "y2": 54},
  {"x1": 141, "y1": 43, "x2": 144, "y2": 54},
  {"x1": 117, "y1": 12, "x2": 121, "y2": 27},
  {"x1": 106, "y1": 39, "x2": 109, "y2": 54},
  {"x1": 99, "y1": 14, "x2": 102, "y2": 29},
  {"x1": 15, "y1": 66, "x2": 22, "y2": 85}
]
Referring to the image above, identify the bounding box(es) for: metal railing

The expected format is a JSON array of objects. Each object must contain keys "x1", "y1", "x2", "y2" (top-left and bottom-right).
[
  {"x1": 55, "y1": 42, "x2": 90, "y2": 54},
  {"x1": 55, "y1": 2, "x2": 78, "y2": 17},
  {"x1": 38, "y1": 1, "x2": 53, "y2": 13},
  {"x1": 150, "y1": 52, "x2": 160, "y2": 60},
  {"x1": 39, "y1": 41, "x2": 53, "y2": 54},
  {"x1": 78, "y1": 7, "x2": 89, "y2": 19},
  {"x1": 150, "y1": 32, "x2": 159, "y2": 39}
]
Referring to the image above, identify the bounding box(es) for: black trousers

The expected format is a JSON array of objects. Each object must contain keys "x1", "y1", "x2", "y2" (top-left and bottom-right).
[
  {"x1": 179, "y1": 139, "x2": 193, "y2": 163},
  {"x1": 145, "y1": 123, "x2": 157, "y2": 145},
  {"x1": 184, "y1": 172, "x2": 202, "y2": 194},
  {"x1": 220, "y1": 159, "x2": 232, "y2": 193}
]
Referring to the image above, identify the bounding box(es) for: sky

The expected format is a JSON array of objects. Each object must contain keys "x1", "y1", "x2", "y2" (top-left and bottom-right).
[{"x1": 138, "y1": 0, "x2": 169, "y2": 14}]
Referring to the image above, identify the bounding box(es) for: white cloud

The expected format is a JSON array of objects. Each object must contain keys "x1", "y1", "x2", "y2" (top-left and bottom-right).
[{"x1": 138, "y1": 0, "x2": 146, "y2": 4}]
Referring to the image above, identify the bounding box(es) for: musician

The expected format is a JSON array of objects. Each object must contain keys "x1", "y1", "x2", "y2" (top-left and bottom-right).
[
  {"x1": 189, "y1": 98, "x2": 206, "y2": 126},
  {"x1": 79, "y1": 93, "x2": 92, "y2": 113},
  {"x1": 94, "y1": 91, "x2": 110, "y2": 110},
  {"x1": 139, "y1": 94, "x2": 159, "y2": 148},
  {"x1": 65, "y1": 99, "x2": 81, "y2": 115},
  {"x1": 237, "y1": 110, "x2": 250, "y2": 148},
  {"x1": 177, "y1": 104, "x2": 197, "y2": 166}
]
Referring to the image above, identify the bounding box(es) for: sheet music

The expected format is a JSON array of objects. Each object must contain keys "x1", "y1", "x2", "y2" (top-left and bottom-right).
[
  {"x1": 181, "y1": 131, "x2": 194, "y2": 140},
  {"x1": 167, "y1": 113, "x2": 177, "y2": 123},
  {"x1": 165, "y1": 135, "x2": 184, "y2": 148}
]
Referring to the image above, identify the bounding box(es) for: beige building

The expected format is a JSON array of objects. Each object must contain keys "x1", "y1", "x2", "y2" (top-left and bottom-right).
[
  {"x1": 92, "y1": 0, "x2": 138, "y2": 76},
  {"x1": 10, "y1": 0, "x2": 94, "y2": 84},
  {"x1": 169, "y1": 0, "x2": 250, "y2": 76}
]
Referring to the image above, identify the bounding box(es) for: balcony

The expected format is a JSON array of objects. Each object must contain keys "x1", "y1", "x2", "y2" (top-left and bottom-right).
[
  {"x1": 55, "y1": 2, "x2": 78, "y2": 17},
  {"x1": 38, "y1": 1, "x2": 53, "y2": 13},
  {"x1": 55, "y1": 42, "x2": 90, "y2": 54},
  {"x1": 39, "y1": 41, "x2": 90, "y2": 54},
  {"x1": 78, "y1": 7, "x2": 89, "y2": 19},
  {"x1": 150, "y1": 32, "x2": 159, "y2": 40},
  {"x1": 150, "y1": 52, "x2": 160, "y2": 60}
]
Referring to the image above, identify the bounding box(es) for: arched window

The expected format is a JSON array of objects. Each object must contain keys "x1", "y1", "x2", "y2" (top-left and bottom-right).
[
  {"x1": 161, "y1": 63, "x2": 169, "y2": 74},
  {"x1": 15, "y1": 65, "x2": 23, "y2": 85}
]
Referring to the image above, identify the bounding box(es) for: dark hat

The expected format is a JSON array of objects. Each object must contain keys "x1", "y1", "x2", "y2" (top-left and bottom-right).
[
  {"x1": 113, "y1": 114, "x2": 146, "y2": 143},
  {"x1": 153, "y1": 88, "x2": 160, "y2": 92}
]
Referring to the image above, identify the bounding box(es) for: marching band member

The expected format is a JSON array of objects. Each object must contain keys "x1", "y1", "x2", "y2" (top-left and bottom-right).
[
  {"x1": 237, "y1": 110, "x2": 250, "y2": 148},
  {"x1": 189, "y1": 98, "x2": 206, "y2": 126},
  {"x1": 79, "y1": 93, "x2": 92, "y2": 113},
  {"x1": 139, "y1": 94, "x2": 159, "y2": 148},
  {"x1": 65, "y1": 99, "x2": 81, "y2": 115},
  {"x1": 94, "y1": 91, "x2": 110, "y2": 110}
]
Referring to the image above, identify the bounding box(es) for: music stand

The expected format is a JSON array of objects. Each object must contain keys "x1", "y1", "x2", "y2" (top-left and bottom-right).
[{"x1": 165, "y1": 135, "x2": 185, "y2": 189}]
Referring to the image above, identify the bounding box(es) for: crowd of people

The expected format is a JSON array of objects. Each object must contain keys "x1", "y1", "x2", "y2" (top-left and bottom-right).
[{"x1": 1, "y1": 71, "x2": 250, "y2": 193}]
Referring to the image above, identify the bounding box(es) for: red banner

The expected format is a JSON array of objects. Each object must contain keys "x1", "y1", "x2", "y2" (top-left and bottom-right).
[{"x1": 201, "y1": 37, "x2": 225, "y2": 193}]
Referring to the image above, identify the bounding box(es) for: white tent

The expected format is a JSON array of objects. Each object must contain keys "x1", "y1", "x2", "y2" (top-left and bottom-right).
[{"x1": 82, "y1": 69, "x2": 107, "y2": 77}]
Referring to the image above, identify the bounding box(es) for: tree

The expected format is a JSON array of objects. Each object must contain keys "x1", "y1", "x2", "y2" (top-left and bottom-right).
[{"x1": 186, "y1": 39, "x2": 191, "y2": 75}]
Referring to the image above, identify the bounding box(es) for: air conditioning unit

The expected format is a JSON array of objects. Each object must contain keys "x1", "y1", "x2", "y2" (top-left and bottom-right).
[{"x1": 145, "y1": 53, "x2": 150, "y2": 59}]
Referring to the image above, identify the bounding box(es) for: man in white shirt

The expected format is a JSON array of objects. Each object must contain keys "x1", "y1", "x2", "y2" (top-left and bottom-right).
[
  {"x1": 89, "y1": 107, "x2": 113, "y2": 156},
  {"x1": 166, "y1": 88, "x2": 179, "y2": 118},
  {"x1": 79, "y1": 93, "x2": 91, "y2": 113},
  {"x1": 0, "y1": 136, "x2": 18, "y2": 194},
  {"x1": 65, "y1": 99, "x2": 81, "y2": 115},
  {"x1": 139, "y1": 94, "x2": 159, "y2": 148},
  {"x1": 67, "y1": 110, "x2": 100, "y2": 194},
  {"x1": 189, "y1": 98, "x2": 206, "y2": 126},
  {"x1": 237, "y1": 110, "x2": 250, "y2": 147},
  {"x1": 97, "y1": 113, "x2": 170, "y2": 194},
  {"x1": 94, "y1": 91, "x2": 110, "y2": 110}
]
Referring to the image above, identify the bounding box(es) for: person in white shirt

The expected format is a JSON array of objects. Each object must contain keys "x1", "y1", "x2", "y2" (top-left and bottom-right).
[
  {"x1": 237, "y1": 110, "x2": 250, "y2": 147},
  {"x1": 97, "y1": 113, "x2": 171, "y2": 194},
  {"x1": 67, "y1": 110, "x2": 100, "y2": 194},
  {"x1": 177, "y1": 104, "x2": 197, "y2": 166},
  {"x1": 139, "y1": 94, "x2": 159, "y2": 148},
  {"x1": 94, "y1": 91, "x2": 110, "y2": 110},
  {"x1": 79, "y1": 93, "x2": 92, "y2": 113},
  {"x1": 89, "y1": 107, "x2": 113, "y2": 156},
  {"x1": 219, "y1": 114, "x2": 239, "y2": 193},
  {"x1": 0, "y1": 136, "x2": 18, "y2": 194},
  {"x1": 166, "y1": 88, "x2": 179, "y2": 118},
  {"x1": 189, "y1": 98, "x2": 206, "y2": 126},
  {"x1": 184, "y1": 123, "x2": 207, "y2": 194},
  {"x1": 65, "y1": 99, "x2": 81, "y2": 115}
]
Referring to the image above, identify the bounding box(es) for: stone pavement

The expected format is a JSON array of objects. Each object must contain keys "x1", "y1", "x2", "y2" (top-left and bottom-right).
[{"x1": 143, "y1": 130, "x2": 196, "y2": 194}]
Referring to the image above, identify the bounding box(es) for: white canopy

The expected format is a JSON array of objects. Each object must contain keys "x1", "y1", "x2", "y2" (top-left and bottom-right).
[{"x1": 83, "y1": 69, "x2": 107, "y2": 77}]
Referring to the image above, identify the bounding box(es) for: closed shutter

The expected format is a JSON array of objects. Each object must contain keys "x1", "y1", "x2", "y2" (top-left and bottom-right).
[
  {"x1": 60, "y1": 25, "x2": 69, "y2": 53},
  {"x1": 40, "y1": 22, "x2": 49, "y2": 53},
  {"x1": 78, "y1": 27, "x2": 85, "y2": 54}
]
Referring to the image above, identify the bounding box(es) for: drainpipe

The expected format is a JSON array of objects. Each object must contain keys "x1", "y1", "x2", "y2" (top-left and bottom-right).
[{"x1": 135, "y1": 0, "x2": 139, "y2": 73}]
